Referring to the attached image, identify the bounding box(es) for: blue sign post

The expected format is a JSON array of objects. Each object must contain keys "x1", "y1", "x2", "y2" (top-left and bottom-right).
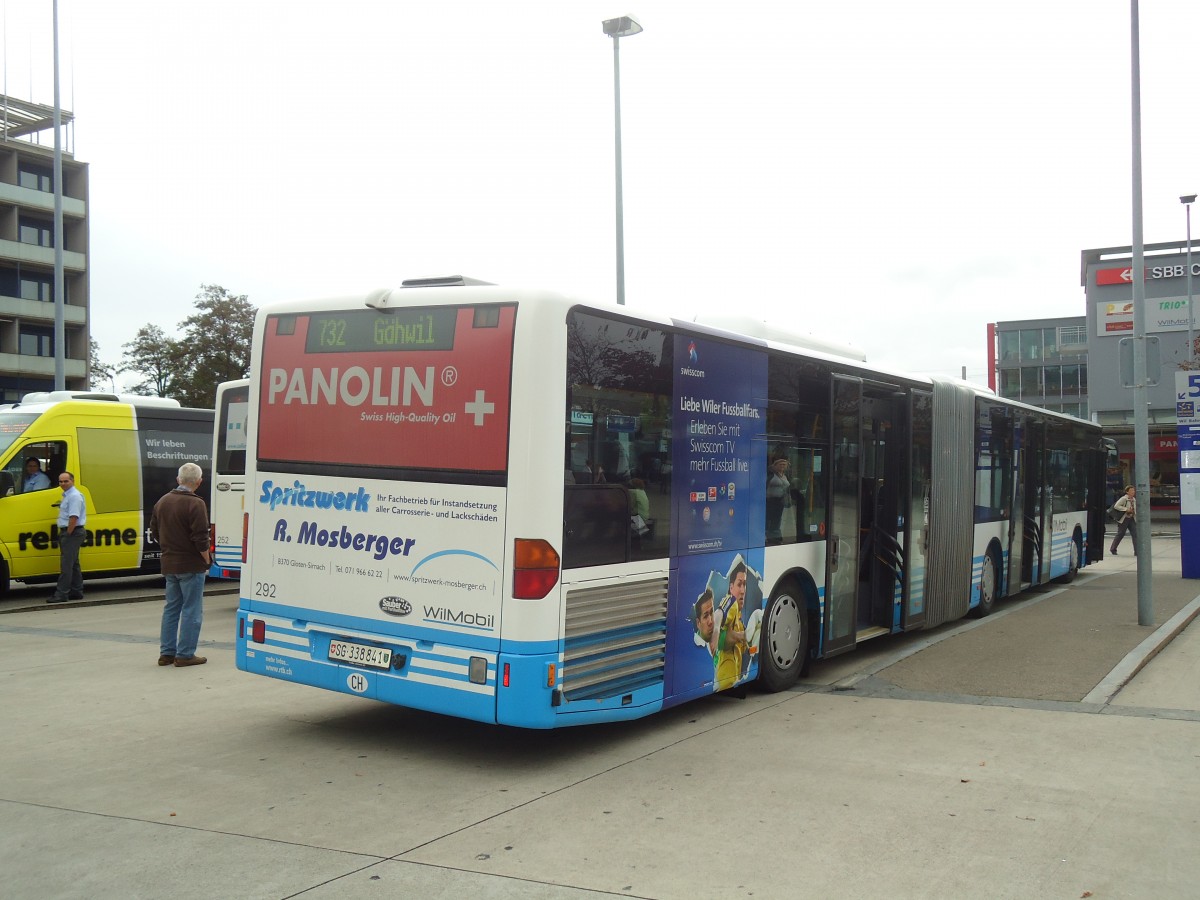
[{"x1": 1175, "y1": 372, "x2": 1200, "y2": 578}]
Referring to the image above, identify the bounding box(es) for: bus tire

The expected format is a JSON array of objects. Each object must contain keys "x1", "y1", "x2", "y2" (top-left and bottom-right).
[
  {"x1": 0, "y1": 558, "x2": 8, "y2": 596},
  {"x1": 1057, "y1": 530, "x2": 1082, "y2": 584},
  {"x1": 758, "y1": 581, "x2": 808, "y2": 692},
  {"x1": 970, "y1": 547, "x2": 1000, "y2": 618}
]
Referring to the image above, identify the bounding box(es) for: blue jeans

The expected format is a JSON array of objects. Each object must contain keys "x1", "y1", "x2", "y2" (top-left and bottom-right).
[{"x1": 160, "y1": 572, "x2": 206, "y2": 658}]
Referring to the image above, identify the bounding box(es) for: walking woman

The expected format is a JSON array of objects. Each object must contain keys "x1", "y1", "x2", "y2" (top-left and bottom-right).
[{"x1": 1110, "y1": 484, "x2": 1137, "y2": 556}]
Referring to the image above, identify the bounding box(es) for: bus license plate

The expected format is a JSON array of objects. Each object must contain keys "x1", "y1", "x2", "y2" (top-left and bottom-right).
[{"x1": 328, "y1": 639, "x2": 392, "y2": 670}]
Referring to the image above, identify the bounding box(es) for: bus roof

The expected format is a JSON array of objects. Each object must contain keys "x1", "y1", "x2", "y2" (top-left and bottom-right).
[
  {"x1": 252, "y1": 279, "x2": 1097, "y2": 429},
  {"x1": 16, "y1": 391, "x2": 183, "y2": 409}
]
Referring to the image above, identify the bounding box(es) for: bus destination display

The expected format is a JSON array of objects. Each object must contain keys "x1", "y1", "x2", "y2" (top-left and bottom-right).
[{"x1": 305, "y1": 307, "x2": 458, "y2": 353}]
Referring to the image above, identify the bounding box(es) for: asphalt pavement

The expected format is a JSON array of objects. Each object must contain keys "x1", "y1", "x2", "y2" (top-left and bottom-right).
[{"x1": 2, "y1": 536, "x2": 1200, "y2": 899}]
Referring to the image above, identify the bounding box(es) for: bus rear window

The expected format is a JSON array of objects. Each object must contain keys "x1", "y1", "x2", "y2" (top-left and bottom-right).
[{"x1": 257, "y1": 305, "x2": 515, "y2": 478}]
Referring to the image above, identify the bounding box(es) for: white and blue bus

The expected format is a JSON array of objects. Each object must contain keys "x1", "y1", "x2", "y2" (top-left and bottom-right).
[
  {"x1": 209, "y1": 379, "x2": 249, "y2": 579},
  {"x1": 235, "y1": 278, "x2": 1108, "y2": 728}
]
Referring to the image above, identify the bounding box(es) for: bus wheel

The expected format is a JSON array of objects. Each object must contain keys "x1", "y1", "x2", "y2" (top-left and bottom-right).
[
  {"x1": 970, "y1": 549, "x2": 999, "y2": 618},
  {"x1": 758, "y1": 583, "x2": 808, "y2": 692},
  {"x1": 1057, "y1": 532, "x2": 1081, "y2": 584},
  {"x1": 0, "y1": 558, "x2": 8, "y2": 596}
]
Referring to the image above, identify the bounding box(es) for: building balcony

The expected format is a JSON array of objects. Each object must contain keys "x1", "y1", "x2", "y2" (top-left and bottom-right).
[
  {"x1": 0, "y1": 181, "x2": 85, "y2": 217},
  {"x1": 0, "y1": 238, "x2": 86, "y2": 271},
  {"x1": 1, "y1": 294, "x2": 86, "y2": 325},
  {"x1": 0, "y1": 351, "x2": 86, "y2": 378}
]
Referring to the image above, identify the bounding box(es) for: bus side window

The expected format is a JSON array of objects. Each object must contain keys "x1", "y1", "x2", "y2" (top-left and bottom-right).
[
  {"x1": 563, "y1": 484, "x2": 630, "y2": 568},
  {"x1": 2, "y1": 442, "x2": 64, "y2": 495}
]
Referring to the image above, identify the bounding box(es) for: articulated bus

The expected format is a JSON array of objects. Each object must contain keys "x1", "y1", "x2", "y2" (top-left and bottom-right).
[
  {"x1": 235, "y1": 278, "x2": 1108, "y2": 728},
  {"x1": 210, "y1": 379, "x2": 249, "y2": 579}
]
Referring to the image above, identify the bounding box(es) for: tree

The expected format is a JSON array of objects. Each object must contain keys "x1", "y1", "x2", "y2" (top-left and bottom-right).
[
  {"x1": 1180, "y1": 335, "x2": 1200, "y2": 371},
  {"x1": 121, "y1": 325, "x2": 182, "y2": 397},
  {"x1": 88, "y1": 338, "x2": 115, "y2": 391},
  {"x1": 118, "y1": 285, "x2": 256, "y2": 408},
  {"x1": 172, "y1": 285, "x2": 256, "y2": 408}
]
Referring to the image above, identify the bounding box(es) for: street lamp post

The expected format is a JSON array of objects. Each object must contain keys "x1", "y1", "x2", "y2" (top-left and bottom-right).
[
  {"x1": 1183, "y1": 194, "x2": 1196, "y2": 365},
  {"x1": 602, "y1": 15, "x2": 642, "y2": 306}
]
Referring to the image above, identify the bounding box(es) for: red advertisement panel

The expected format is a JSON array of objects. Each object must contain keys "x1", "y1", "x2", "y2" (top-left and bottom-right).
[{"x1": 258, "y1": 305, "x2": 514, "y2": 472}]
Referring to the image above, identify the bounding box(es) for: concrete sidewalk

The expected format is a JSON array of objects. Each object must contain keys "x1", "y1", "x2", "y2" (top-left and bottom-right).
[
  {"x1": 0, "y1": 573, "x2": 238, "y2": 615},
  {"x1": 3, "y1": 538, "x2": 1200, "y2": 899},
  {"x1": 4, "y1": 536, "x2": 1198, "y2": 709},
  {"x1": 833, "y1": 533, "x2": 1200, "y2": 711}
]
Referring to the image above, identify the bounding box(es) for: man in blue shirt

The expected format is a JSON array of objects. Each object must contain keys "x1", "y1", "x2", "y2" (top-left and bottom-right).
[
  {"x1": 49, "y1": 471, "x2": 86, "y2": 603},
  {"x1": 22, "y1": 457, "x2": 50, "y2": 492}
]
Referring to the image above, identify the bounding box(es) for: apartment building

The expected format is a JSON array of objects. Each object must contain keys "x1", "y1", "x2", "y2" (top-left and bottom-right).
[{"x1": 0, "y1": 95, "x2": 89, "y2": 402}]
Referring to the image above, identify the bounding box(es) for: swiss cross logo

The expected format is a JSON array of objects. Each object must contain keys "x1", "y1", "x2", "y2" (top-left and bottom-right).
[{"x1": 464, "y1": 390, "x2": 495, "y2": 426}]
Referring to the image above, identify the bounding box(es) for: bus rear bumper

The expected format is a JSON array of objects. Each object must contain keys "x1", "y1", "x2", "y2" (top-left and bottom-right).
[
  {"x1": 236, "y1": 609, "x2": 498, "y2": 725},
  {"x1": 495, "y1": 651, "x2": 664, "y2": 728},
  {"x1": 235, "y1": 608, "x2": 665, "y2": 729}
]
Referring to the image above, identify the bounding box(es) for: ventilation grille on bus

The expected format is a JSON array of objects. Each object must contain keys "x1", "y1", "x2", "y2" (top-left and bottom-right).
[{"x1": 562, "y1": 576, "x2": 668, "y2": 702}]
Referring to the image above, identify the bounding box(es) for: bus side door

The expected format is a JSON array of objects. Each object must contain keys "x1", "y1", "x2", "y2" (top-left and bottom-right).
[{"x1": 824, "y1": 375, "x2": 862, "y2": 656}]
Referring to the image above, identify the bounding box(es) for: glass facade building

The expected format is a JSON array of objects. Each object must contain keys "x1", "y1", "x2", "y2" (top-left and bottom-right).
[
  {"x1": 994, "y1": 317, "x2": 1089, "y2": 419},
  {"x1": 993, "y1": 241, "x2": 1200, "y2": 513}
]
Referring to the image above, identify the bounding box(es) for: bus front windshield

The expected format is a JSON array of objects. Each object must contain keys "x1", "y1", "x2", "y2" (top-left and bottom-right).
[{"x1": 0, "y1": 413, "x2": 39, "y2": 458}]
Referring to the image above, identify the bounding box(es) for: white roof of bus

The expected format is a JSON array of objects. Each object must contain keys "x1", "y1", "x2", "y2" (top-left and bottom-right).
[
  {"x1": 253, "y1": 281, "x2": 1095, "y2": 427},
  {"x1": 15, "y1": 391, "x2": 183, "y2": 410}
]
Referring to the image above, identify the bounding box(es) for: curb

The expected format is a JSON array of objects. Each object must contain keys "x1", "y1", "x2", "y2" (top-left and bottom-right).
[{"x1": 1082, "y1": 594, "x2": 1200, "y2": 705}]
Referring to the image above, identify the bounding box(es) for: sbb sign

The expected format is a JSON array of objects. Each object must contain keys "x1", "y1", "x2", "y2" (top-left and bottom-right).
[{"x1": 1096, "y1": 264, "x2": 1200, "y2": 285}]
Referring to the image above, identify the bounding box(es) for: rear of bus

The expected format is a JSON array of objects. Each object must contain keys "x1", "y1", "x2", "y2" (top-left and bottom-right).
[
  {"x1": 210, "y1": 380, "x2": 249, "y2": 578},
  {"x1": 236, "y1": 282, "x2": 546, "y2": 725}
]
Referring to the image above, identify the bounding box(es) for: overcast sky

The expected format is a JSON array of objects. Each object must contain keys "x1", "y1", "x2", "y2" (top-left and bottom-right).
[{"x1": 6, "y1": 0, "x2": 1200, "y2": 386}]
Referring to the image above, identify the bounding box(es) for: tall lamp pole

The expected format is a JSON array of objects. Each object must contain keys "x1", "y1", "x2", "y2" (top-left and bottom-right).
[
  {"x1": 602, "y1": 15, "x2": 642, "y2": 306},
  {"x1": 52, "y1": 0, "x2": 65, "y2": 390},
  {"x1": 1183, "y1": 194, "x2": 1196, "y2": 365}
]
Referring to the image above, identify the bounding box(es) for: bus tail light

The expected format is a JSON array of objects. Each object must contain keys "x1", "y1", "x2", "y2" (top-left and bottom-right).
[
  {"x1": 251, "y1": 618, "x2": 266, "y2": 644},
  {"x1": 241, "y1": 512, "x2": 249, "y2": 564},
  {"x1": 209, "y1": 523, "x2": 216, "y2": 556},
  {"x1": 513, "y1": 538, "x2": 560, "y2": 599}
]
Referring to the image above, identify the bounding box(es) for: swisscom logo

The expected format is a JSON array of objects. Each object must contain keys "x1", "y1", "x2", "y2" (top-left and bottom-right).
[
  {"x1": 379, "y1": 596, "x2": 412, "y2": 617},
  {"x1": 680, "y1": 341, "x2": 705, "y2": 378}
]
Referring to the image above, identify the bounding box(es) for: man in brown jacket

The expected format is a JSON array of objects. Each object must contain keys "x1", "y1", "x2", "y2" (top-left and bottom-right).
[{"x1": 150, "y1": 462, "x2": 211, "y2": 667}]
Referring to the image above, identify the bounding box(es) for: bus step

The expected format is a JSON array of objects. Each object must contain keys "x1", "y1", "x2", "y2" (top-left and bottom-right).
[{"x1": 856, "y1": 626, "x2": 890, "y2": 643}]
